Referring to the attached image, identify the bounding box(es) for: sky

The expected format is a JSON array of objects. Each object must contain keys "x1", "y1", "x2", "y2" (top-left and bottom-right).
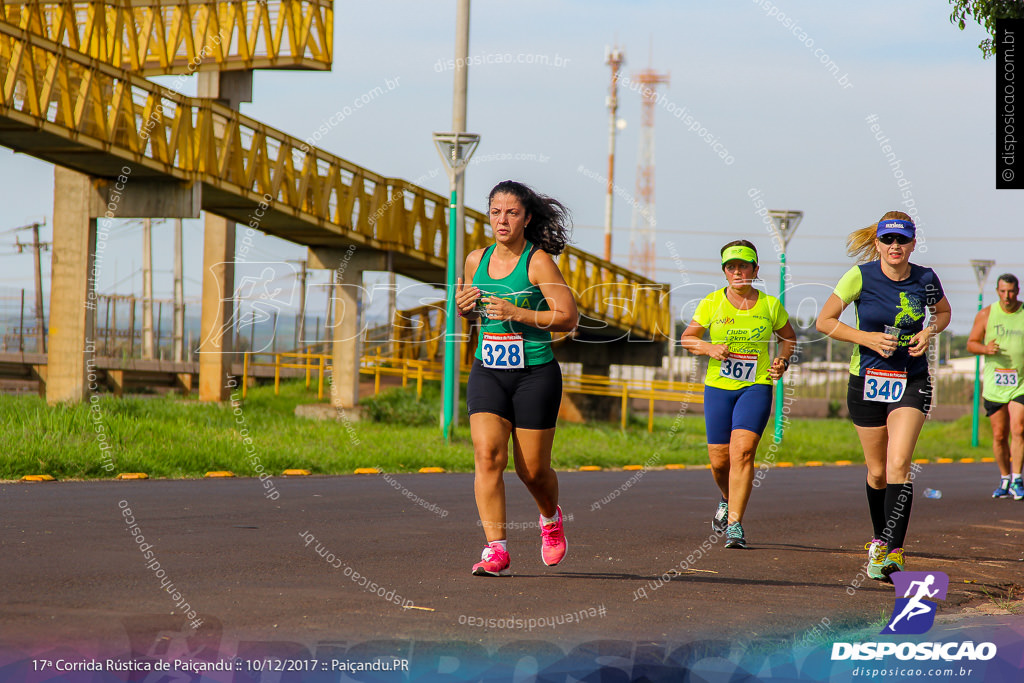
[{"x1": 0, "y1": 0, "x2": 1018, "y2": 341}]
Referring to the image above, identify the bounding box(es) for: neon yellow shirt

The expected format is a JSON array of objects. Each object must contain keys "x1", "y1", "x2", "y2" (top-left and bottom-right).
[{"x1": 691, "y1": 288, "x2": 789, "y2": 390}]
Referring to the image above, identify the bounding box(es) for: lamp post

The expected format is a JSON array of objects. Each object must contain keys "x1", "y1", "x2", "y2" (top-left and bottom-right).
[
  {"x1": 433, "y1": 132, "x2": 480, "y2": 441},
  {"x1": 970, "y1": 259, "x2": 995, "y2": 448},
  {"x1": 767, "y1": 209, "x2": 803, "y2": 443}
]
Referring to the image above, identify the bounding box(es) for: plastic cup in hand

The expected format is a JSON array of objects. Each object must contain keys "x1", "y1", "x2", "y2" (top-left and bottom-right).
[
  {"x1": 882, "y1": 325, "x2": 902, "y2": 357},
  {"x1": 475, "y1": 297, "x2": 490, "y2": 320}
]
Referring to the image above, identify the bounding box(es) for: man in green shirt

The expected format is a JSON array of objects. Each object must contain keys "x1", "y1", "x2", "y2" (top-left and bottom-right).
[{"x1": 967, "y1": 274, "x2": 1024, "y2": 499}]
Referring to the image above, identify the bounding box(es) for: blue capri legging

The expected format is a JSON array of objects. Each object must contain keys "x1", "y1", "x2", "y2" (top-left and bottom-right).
[{"x1": 703, "y1": 384, "x2": 774, "y2": 445}]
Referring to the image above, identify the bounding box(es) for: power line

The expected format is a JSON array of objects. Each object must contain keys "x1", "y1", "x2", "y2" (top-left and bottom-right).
[
  {"x1": 577, "y1": 224, "x2": 1024, "y2": 242},
  {"x1": 0, "y1": 219, "x2": 46, "y2": 236},
  {"x1": 610, "y1": 253, "x2": 1019, "y2": 269}
]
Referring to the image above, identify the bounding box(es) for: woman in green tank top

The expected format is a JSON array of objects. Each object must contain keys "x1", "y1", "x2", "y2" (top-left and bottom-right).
[{"x1": 453, "y1": 180, "x2": 578, "y2": 577}]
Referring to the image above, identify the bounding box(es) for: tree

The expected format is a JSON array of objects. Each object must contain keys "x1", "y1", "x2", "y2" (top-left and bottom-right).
[{"x1": 949, "y1": 0, "x2": 1024, "y2": 59}]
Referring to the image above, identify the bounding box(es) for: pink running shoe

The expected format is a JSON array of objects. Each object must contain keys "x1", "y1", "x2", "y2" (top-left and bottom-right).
[
  {"x1": 472, "y1": 542, "x2": 511, "y2": 577},
  {"x1": 540, "y1": 506, "x2": 567, "y2": 566}
]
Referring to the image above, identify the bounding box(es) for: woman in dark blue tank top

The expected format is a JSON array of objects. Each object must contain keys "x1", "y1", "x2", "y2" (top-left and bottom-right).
[{"x1": 817, "y1": 211, "x2": 951, "y2": 583}]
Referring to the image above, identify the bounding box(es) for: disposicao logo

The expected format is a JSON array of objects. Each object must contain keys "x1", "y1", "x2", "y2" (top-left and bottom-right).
[
  {"x1": 882, "y1": 571, "x2": 947, "y2": 635},
  {"x1": 831, "y1": 571, "x2": 997, "y2": 662}
]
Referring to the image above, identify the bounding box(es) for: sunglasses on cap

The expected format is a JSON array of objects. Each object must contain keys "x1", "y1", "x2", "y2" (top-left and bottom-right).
[{"x1": 877, "y1": 233, "x2": 913, "y2": 245}]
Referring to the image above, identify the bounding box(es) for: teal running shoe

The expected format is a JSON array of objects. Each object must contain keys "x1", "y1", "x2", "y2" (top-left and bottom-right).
[
  {"x1": 712, "y1": 499, "x2": 729, "y2": 534},
  {"x1": 724, "y1": 522, "x2": 747, "y2": 549},
  {"x1": 865, "y1": 539, "x2": 888, "y2": 580}
]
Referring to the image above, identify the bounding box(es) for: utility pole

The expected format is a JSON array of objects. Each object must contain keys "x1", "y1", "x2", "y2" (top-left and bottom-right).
[
  {"x1": 142, "y1": 218, "x2": 155, "y2": 359},
  {"x1": 19, "y1": 289, "x2": 25, "y2": 352},
  {"x1": 173, "y1": 218, "x2": 184, "y2": 361},
  {"x1": 387, "y1": 251, "x2": 397, "y2": 356},
  {"x1": 450, "y1": 0, "x2": 471, "y2": 431},
  {"x1": 14, "y1": 221, "x2": 50, "y2": 353},
  {"x1": 825, "y1": 336, "x2": 833, "y2": 403},
  {"x1": 289, "y1": 259, "x2": 308, "y2": 349},
  {"x1": 325, "y1": 270, "x2": 336, "y2": 340},
  {"x1": 767, "y1": 210, "x2": 803, "y2": 443},
  {"x1": 971, "y1": 259, "x2": 995, "y2": 447}
]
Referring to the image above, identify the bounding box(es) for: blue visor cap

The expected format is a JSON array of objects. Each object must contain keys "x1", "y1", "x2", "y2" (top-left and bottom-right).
[{"x1": 876, "y1": 218, "x2": 915, "y2": 239}]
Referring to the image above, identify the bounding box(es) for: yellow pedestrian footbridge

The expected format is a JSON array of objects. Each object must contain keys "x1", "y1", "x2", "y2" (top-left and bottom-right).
[
  {"x1": 1, "y1": 0, "x2": 332, "y2": 74},
  {"x1": 0, "y1": 1, "x2": 672, "y2": 405}
]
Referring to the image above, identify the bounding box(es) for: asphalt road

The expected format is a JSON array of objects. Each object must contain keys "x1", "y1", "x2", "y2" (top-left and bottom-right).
[{"x1": 2, "y1": 463, "x2": 1024, "y2": 666}]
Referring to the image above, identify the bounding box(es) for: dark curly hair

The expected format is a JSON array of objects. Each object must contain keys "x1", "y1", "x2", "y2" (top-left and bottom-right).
[{"x1": 487, "y1": 180, "x2": 572, "y2": 255}]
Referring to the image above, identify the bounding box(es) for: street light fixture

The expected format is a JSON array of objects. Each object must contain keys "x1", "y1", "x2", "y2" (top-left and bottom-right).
[
  {"x1": 433, "y1": 131, "x2": 480, "y2": 442},
  {"x1": 970, "y1": 259, "x2": 995, "y2": 448},
  {"x1": 767, "y1": 209, "x2": 803, "y2": 443}
]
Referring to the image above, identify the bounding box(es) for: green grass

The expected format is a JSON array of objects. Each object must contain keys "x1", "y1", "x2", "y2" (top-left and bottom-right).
[
  {"x1": 980, "y1": 585, "x2": 1024, "y2": 614},
  {"x1": 0, "y1": 381, "x2": 996, "y2": 480}
]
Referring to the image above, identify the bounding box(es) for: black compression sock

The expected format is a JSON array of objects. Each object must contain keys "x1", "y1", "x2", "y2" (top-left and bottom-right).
[
  {"x1": 883, "y1": 483, "x2": 914, "y2": 550},
  {"x1": 866, "y1": 482, "x2": 887, "y2": 539}
]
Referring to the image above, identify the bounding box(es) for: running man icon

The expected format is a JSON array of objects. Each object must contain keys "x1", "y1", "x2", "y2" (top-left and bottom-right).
[
  {"x1": 882, "y1": 571, "x2": 949, "y2": 635},
  {"x1": 198, "y1": 262, "x2": 296, "y2": 354}
]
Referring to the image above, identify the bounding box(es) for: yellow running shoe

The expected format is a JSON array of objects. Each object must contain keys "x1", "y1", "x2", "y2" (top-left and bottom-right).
[{"x1": 880, "y1": 547, "x2": 905, "y2": 583}]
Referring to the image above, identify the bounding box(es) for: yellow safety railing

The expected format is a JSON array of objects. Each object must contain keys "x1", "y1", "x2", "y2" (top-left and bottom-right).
[
  {"x1": 242, "y1": 350, "x2": 702, "y2": 432},
  {"x1": 241, "y1": 349, "x2": 327, "y2": 399},
  {"x1": 389, "y1": 300, "x2": 577, "y2": 364},
  {"x1": 360, "y1": 352, "x2": 463, "y2": 399},
  {"x1": 240, "y1": 349, "x2": 466, "y2": 401},
  {"x1": 560, "y1": 373, "x2": 704, "y2": 432},
  {"x1": 390, "y1": 301, "x2": 475, "y2": 363},
  {"x1": 0, "y1": 0, "x2": 332, "y2": 75}
]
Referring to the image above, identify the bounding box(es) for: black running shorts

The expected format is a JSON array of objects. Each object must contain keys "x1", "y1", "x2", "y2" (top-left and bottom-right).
[
  {"x1": 846, "y1": 373, "x2": 932, "y2": 428},
  {"x1": 984, "y1": 395, "x2": 1024, "y2": 417},
  {"x1": 467, "y1": 359, "x2": 562, "y2": 430}
]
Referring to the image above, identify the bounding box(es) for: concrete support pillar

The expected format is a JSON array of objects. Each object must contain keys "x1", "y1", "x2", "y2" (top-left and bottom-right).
[
  {"x1": 175, "y1": 372, "x2": 194, "y2": 394},
  {"x1": 196, "y1": 69, "x2": 250, "y2": 402},
  {"x1": 108, "y1": 369, "x2": 125, "y2": 397},
  {"x1": 309, "y1": 248, "x2": 385, "y2": 409},
  {"x1": 575, "y1": 362, "x2": 623, "y2": 424},
  {"x1": 330, "y1": 269, "x2": 363, "y2": 409},
  {"x1": 198, "y1": 215, "x2": 236, "y2": 401},
  {"x1": 198, "y1": 71, "x2": 253, "y2": 110},
  {"x1": 47, "y1": 168, "x2": 97, "y2": 405},
  {"x1": 32, "y1": 364, "x2": 47, "y2": 398},
  {"x1": 553, "y1": 337, "x2": 664, "y2": 424}
]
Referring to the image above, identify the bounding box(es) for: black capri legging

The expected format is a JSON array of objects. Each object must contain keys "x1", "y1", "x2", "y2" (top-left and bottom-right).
[{"x1": 466, "y1": 359, "x2": 562, "y2": 430}]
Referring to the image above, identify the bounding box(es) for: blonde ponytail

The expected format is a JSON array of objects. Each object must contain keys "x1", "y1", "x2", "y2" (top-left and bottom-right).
[
  {"x1": 846, "y1": 225, "x2": 880, "y2": 263},
  {"x1": 846, "y1": 211, "x2": 914, "y2": 263}
]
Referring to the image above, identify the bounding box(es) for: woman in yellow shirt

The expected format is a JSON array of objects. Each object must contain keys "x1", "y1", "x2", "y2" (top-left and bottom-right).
[{"x1": 681, "y1": 240, "x2": 796, "y2": 548}]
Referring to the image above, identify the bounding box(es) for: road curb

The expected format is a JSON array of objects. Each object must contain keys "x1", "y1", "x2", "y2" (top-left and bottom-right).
[{"x1": 10, "y1": 457, "x2": 1000, "y2": 483}]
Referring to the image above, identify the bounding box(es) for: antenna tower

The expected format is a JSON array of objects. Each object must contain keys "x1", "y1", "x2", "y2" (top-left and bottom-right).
[
  {"x1": 628, "y1": 63, "x2": 669, "y2": 278},
  {"x1": 603, "y1": 45, "x2": 624, "y2": 262}
]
